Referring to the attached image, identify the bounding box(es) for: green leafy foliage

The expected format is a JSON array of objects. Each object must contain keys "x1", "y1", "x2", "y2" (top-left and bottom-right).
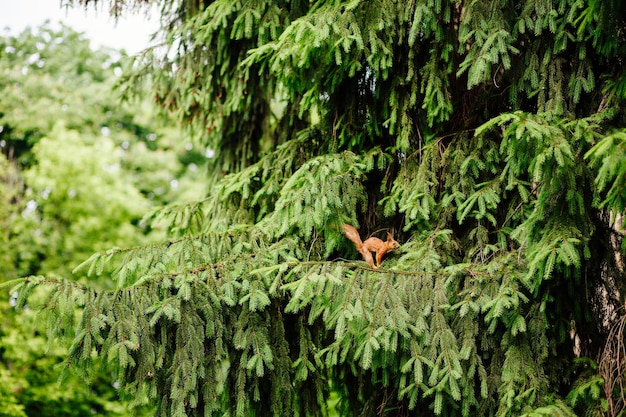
[
  {"x1": 585, "y1": 131, "x2": 626, "y2": 215},
  {"x1": 11, "y1": 1, "x2": 626, "y2": 416},
  {"x1": 0, "y1": 24, "x2": 206, "y2": 416}
]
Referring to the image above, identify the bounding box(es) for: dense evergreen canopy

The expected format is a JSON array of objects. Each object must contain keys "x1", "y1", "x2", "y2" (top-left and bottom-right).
[{"x1": 7, "y1": 0, "x2": 626, "y2": 416}]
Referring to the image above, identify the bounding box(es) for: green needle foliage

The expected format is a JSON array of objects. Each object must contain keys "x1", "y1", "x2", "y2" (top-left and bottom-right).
[{"x1": 9, "y1": 0, "x2": 626, "y2": 416}]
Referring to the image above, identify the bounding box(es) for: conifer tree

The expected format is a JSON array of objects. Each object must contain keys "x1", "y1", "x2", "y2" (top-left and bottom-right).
[{"x1": 7, "y1": 0, "x2": 626, "y2": 416}]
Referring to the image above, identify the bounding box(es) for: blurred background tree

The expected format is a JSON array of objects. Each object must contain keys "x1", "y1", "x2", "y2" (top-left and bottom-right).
[{"x1": 0, "y1": 23, "x2": 206, "y2": 416}]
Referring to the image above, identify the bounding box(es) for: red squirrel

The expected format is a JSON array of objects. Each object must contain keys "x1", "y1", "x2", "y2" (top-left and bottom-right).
[{"x1": 343, "y1": 224, "x2": 400, "y2": 268}]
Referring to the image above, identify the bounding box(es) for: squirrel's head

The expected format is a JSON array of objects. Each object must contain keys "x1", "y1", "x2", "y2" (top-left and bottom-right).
[{"x1": 386, "y1": 232, "x2": 400, "y2": 249}]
